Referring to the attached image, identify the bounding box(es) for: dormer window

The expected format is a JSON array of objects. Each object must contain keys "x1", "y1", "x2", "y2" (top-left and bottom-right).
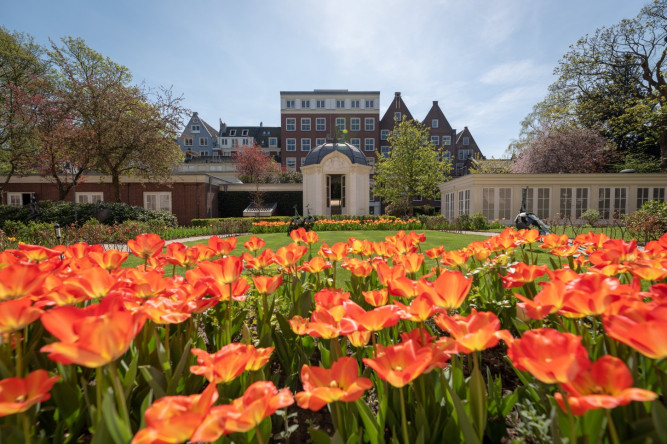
[
  {"x1": 242, "y1": 129, "x2": 248, "y2": 136},
  {"x1": 229, "y1": 130, "x2": 236, "y2": 136}
]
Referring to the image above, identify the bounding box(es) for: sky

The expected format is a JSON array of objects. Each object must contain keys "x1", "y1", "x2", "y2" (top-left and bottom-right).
[{"x1": 3, "y1": 0, "x2": 645, "y2": 159}]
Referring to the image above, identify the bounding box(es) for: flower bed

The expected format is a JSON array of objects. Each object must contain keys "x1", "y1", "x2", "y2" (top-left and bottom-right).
[
  {"x1": 0, "y1": 228, "x2": 665, "y2": 443},
  {"x1": 251, "y1": 217, "x2": 422, "y2": 233}
]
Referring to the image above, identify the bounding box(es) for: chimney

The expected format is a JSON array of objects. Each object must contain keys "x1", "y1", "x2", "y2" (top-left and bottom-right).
[
  {"x1": 260, "y1": 121, "x2": 263, "y2": 127},
  {"x1": 433, "y1": 100, "x2": 438, "y2": 106},
  {"x1": 193, "y1": 111, "x2": 198, "y2": 116}
]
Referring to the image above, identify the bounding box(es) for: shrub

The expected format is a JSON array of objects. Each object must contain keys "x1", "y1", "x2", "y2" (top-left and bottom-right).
[
  {"x1": 624, "y1": 200, "x2": 667, "y2": 243},
  {"x1": 581, "y1": 209, "x2": 601, "y2": 227},
  {"x1": 422, "y1": 216, "x2": 451, "y2": 230},
  {"x1": 470, "y1": 212, "x2": 490, "y2": 231},
  {"x1": 454, "y1": 213, "x2": 472, "y2": 231}
]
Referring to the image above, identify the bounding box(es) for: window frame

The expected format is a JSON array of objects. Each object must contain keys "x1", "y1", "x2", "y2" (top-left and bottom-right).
[
  {"x1": 75, "y1": 192, "x2": 104, "y2": 204},
  {"x1": 364, "y1": 138, "x2": 375, "y2": 152},
  {"x1": 350, "y1": 118, "x2": 360, "y2": 132},
  {"x1": 335, "y1": 117, "x2": 346, "y2": 131},
  {"x1": 286, "y1": 138, "x2": 296, "y2": 151},
  {"x1": 301, "y1": 138, "x2": 311, "y2": 151},
  {"x1": 301, "y1": 118, "x2": 311, "y2": 131},
  {"x1": 144, "y1": 191, "x2": 172, "y2": 213},
  {"x1": 431, "y1": 119, "x2": 439, "y2": 128},
  {"x1": 315, "y1": 118, "x2": 326, "y2": 131},
  {"x1": 286, "y1": 118, "x2": 296, "y2": 131},
  {"x1": 365, "y1": 118, "x2": 375, "y2": 131},
  {"x1": 350, "y1": 138, "x2": 361, "y2": 149}
]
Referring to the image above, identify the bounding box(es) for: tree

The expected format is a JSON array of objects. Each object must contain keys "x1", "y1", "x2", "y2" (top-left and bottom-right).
[
  {"x1": 511, "y1": 126, "x2": 613, "y2": 173},
  {"x1": 551, "y1": 1, "x2": 667, "y2": 171},
  {"x1": 233, "y1": 143, "x2": 281, "y2": 213},
  {"x1": 373, "y1": 119, "x2": 451, "y2": 215},
  {"x1": 48, "y1": 37, "x2": 186, "y2": 201},
  {"x1": 0, "y1": 28, "x2": 46, "y2": 200}
]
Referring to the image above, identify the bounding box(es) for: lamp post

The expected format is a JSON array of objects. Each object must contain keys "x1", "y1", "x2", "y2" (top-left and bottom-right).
[
  {"x1": 65, "y1": 162, "x2": 78, "y2": 225},
  {"x1": 54, "y1": 223, "x2": 61, "y2": 244}
]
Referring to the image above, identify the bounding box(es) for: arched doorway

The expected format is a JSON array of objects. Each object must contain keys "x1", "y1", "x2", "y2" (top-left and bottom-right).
[{"x1": 326, "y1": 174, "x2": 346, "y2": 215}]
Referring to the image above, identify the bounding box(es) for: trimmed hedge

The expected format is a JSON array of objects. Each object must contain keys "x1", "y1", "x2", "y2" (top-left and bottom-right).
[{"x1": 0, "y1": 201, "x2": 177, "y2": 228}]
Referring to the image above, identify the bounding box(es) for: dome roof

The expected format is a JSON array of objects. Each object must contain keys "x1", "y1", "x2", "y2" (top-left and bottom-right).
[{"x1": 303, "y1": 142, "x2": 368, "y2": 167}]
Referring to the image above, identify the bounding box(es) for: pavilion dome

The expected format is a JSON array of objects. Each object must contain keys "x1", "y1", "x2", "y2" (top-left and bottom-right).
[{"x1": 303, "y1": 142, "x2": 368, "y2": 167}]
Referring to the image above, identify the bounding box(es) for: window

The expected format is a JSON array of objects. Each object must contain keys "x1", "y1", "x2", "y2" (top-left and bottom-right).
[
  {"x1": 365, "y1": 100, "x2": 374, "y2": 108},
  {"x1": 286, "y1": 138, "x2": 296, "y2": 151},
  {"x1": 463, "y1": 137, "x2": 470, "y2": 146},
  {"x1": 459, "y1": 149, "x2": 473, "y2": 160},
  {"x1": 316, "y1": 118, "x2": 326, "y2": 131},
  {"x1": 499, "y1": 188, "x2": 511, "y2": 220},
  {"x1": 653, "y1": 187, "x2": 665, "y2": 201},
  {"x1": 380, "y1": 129, "x2": 389, "y2": 140},
  {"x1": 444, "y1": 193, "x2": 455, "y2": 219},
  {"x1": 229, "y1": 129, "x2": 237, "y2": 136},
  {"x1": 286, "y1": 157, "x2": 296, "y2": 171},
  {"x1": 482, "y1": 188, "x2": 495, "y2": 220},
  {"x1": 191, "y1": 125, "x2": 200, "y2": 132},
  {"x1": 443, "y1": 151, "x2": 451, "y2": 162},
  {"x1": 350, "y1": 118, "x2": 360, "y2": 131},
  {"x1": 458, "y1": 190, "x2": 470, "y2": 216},
  {"x1": 351, "y1": 100, "x2": 360, "y2": 108},
  {"x1": 220, "y1": 139, "x2": 228, "y2": 146},
  {"x1": 7, "y1": 192, "x2": 31, "y2": 207},
  {"x1": 316, "y1": 138, "x2": 326, "y2": 146},
  {"x1": 316, "y1": 100, "x2": 325, "y2": 109},
  {"x1": 199, "y1": 137, "x2": 208, "y2": 146},
  {"x1": 394, "y1": 112, "x2": 401, "y2": 121},
  {"x1": 431, "y1": 119, "x2": 439, "y2": 128},
  {"x1": 301, "y1": 118, "x2": 311, "y2": 131},
  {"x1": 365, "y1": 118, "x2": 375, "y2": 131},
  {"x1": 301, "y1": 138, "x2": 311, "y2": 151},
  {"x1": 576, "y1": 188, "x2": 588, "y2": 218},
  {"x1": 242, "y1": 129, "x2": 249, "y2": 136},
  {"x1": 366, "y1": 157, "x2": 375, "y2": 167},
  {"x1": 335, "y1": 118, "x2": 345, "y2": 131},
  {"x1": 301, "y1": 99, "x2": 310, "y2": 109},
  {"x1": 286, "y1": 100, "x2": 295, "y2": 109},
  {"x1": 431, "y1": 136, "x2": 439, "y2": 145},
  {"x1": 414, "y1": 196, "x2": 422, "y2": 202},
  {"x1": 286, "y1": 118, "x2": 296, "y2": 131},
  {"x1": 614, "y1": 188, "x2": 627, "y2": 216},
  {"x1": 381, "y1": 146, "x2": 390, "y2": 157},
  {"x1": 599, "y1": 188, "x2": 611, "y2": 219},
  {"x1": 144, "y1": 192, "x2": 171, "y2": 212},
  {"x1": 443, "y1": 135, "x2": 451, "y2": 146},
  {"x1": 336, "y1": 100, "x2": 345, "y2": 108},
  {"x1": 242, "y1": 138, "x2": 249, "y2": 146},
  {"x1": 559, "y1": 188, "x2": 573, "y2": 217},
  {"x1": 350, "y1": 138, "x2": 361, "y2": 148},
  {"x1": 456, "y1": 162, "x2": 464, "y2": 172},
  {"x1": 537, "y1": 188, "x2": 550, "y2": 219},
  {"x1": 364, "y1": 138, "x2": 375, "y2": 152},
  {"x1": 637, "y1": 187, "x2": 650, "y2": 208},
  {"x1": 269, "y1": 137, "x2": 277, "y2": 147},
  {"x1": 184, "y1": 137, "x2": 193, "y2": 146},
  {"x1": 76, "y1": 192, "x2": 103, "y2": 204}
]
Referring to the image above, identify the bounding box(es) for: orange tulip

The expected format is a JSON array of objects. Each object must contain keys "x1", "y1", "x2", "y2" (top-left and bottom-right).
[
  {"x1": 363, "y1": 289, "x2": 389, "y2": 307},
  {"x1": 208, "y1": 235, "x2": 237, "y2": 256},
  {"x1": 507, "y1": 328, "x2": 590, "y2": 384},
  {"x1": 127, "y1": 233, "x2": 165, "y2": 260},
  {"x1": 392, "y1": 253, "x2": 424, "y2": 274},
  {"x1": 244, "y1": 345, "x2": 274, "y2": 371},
  {"x1": 62, "y1": 267, "x2": 119, "y2": 300},
  {"x1": 425, "y1": 246, "x2": 445, "y2": 259},
  {"x1": 15, "y1": 243, "x2": 63, "y2": 262},
  {"x1": 301, "y1": 229, "x2": 320, "y2": 245},
  {"x1": 88, "y1": 249, "x2": 129, "y2": 271},
  {"x1": 274, "y1": 244, "x2": 308, "y2": 272},
  {"x1": 346, "y1": 330, "x2": 372, "y2": 347},
  {"x1": 423, "y1": 270, "x2": 472, "y2": 310},
  {"x1": 243, "y1": 235, "x2": 265, "y2": 252},
  {"x1": 393, "y1": 294, "x2": 437, "y2": 323},
  {"x1": 243, "y1": 249, "x2": 275, "y2": 271},
  {"x1": 196, "y1": 256, "x2": 244, "y2": 285},
  {"x1": 341, "y1": 258, "x2": 373, "y2": 277},
  {"x1": 387, "y1": 276, "x2": 422, "y2": 299},
  {"x1": 466, "y1": 241, "x2": 491, "y2": 261},
  {"x1": 540, "y1": 233, "x2": 569, "y2": 250},
  {"x1": 132, "y1": 383, "x2": 218, "y2": 444},
  {"x1": 0, "y1": 263, "x2": 46, "y2": 302},
  {"x1": 313, "y1": 288, "x2": 350, "y2": 310},
  {"x1": 295, "y1": 357, "x2": 373, "y2": 411},
  {"x1": 298, "y1": 256, "x2": 332, "y2": 274},
  {"x1": 318, "y1": 242, "x2": 348, "y2": 262},
  {"x1": 190, "y1": 344, "x2": 256, "y2": 384},
  {"x1": 192, "y1": 381, "x2": 293, "y2": 440},
  {"x1": 343, "y1": 301, "x2": 402, "y2": 332},
  {"x1": 559, "y1": 273, "x2": 625, "y2": 318},
  {"x1": 554, "y1": 355, "x2": 657, "y2": 416},
  {"x1": 501, "y1": 263, "x2": 548, "y2": 289},
  {"x1": 40, "y1": 294, "x2": 146, "y2": 368},
  {"x1": 141, "y1": 296, "x2": 191, "y2": 325},
  {"x1": 0, "y1": 370, "x2": 60, "y2": 417},
  {"x1": 515, "y1": 279, "x2": 567, "y2": 320},
  {"x1": 252, "y1": 275, "x2": 283, "y2": 295},
  {"x1": 0, "y1": 297, "x2": 43, "y2": 334},
  {"x1": 363, "y1": 339, "x2": 432, "y2": 387},
  {"x1": 374, "y1": 261, "x2": 406, "y2": 286},
  {"x1": 515, "y1": 229, "x2": 541, "y2": 245},
  {"x1": 440, "y1": 249, "x2": 470, "y2": 267},
  {"x1": 434, "y1": 309, "x2": 512, "y2": 354},
  {"x1": 347, "y1": 237, "x2": 372, "y2": 256},
  {"x1": 573, "y1": 231, "x2": 610, "y2": 253},
  {"x1": 63, "y1": 242, "x2": 104, "y2": 259},
  {"x1": 603, "y1": 301, "x2": 667, "y2": 359}
]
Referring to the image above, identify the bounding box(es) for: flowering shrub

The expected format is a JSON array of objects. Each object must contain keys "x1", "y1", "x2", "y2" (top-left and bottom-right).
[
  {"x1": 251, "y1": 217, "x2": 423, "y2": 233},
  {"x1": 0, "y1": 229, "x2": 664, "y2": 442}
]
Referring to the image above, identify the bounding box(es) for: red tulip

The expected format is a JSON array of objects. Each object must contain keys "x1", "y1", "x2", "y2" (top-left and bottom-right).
[{"x1": 0, "y1": 370, "x2": 60, "y2": 417}]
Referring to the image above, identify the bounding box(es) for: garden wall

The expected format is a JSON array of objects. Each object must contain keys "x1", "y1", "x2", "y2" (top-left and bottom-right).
[{"x1": 218, "y1": 183, "x2": 303, "y2": 217}]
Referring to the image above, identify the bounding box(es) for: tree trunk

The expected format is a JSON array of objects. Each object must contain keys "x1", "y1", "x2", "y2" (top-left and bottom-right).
[
  {"x1": 660, "y1": 130, "x2": 667, "y2": 173},
  {"x1": 112, "y1": 174, "x2": 122, "y2": 202}
]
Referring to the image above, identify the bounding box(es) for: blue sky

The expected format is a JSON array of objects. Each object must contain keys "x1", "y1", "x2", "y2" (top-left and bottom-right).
[{"x1": 4, "y1": 0, "x2": 644, "y2": 158}]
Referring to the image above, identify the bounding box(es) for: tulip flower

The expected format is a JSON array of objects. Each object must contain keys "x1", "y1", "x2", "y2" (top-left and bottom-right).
[
  {"x1": 208, "y1": 235, "x2": 237, "y2": 256},
  {"x1": 243, "y1": 235, "x2": 265, "y2": 252},
  {"x1": 190, "y1": 344, "x2": 256, "y2": 384},
  {"x1": 252, "y1": 275, "x2": 283, "y2": 295},
  {"x1": 363, "y1": 340, "x2": 432, "y2": 388},
  {"x1": 540, "y1": 233, "x2": 570, "y2": 250},
  {"x1": 501, "y1": 263, "x2": 548, "y2": 288},
  {"x1": 425, "y1": 246, "x2": 445, "y2": 259},
  {"x1": 15, "y1": 243, "x2": 63, "y2": 262},
  {"x1": 343, "y1": 301, "x2": 402, "y2": 332},
  {"x1": 440, "y1": 249, "x2": 470, "y2": 267},
  {"x1": 63, "y1": 242, "x2": 104, "y2": 259},
  {"x1": 40, "y1": 294, "x2": 146, "y2": 368},
  {"x1": 0, "y1": 263, "x2": 47, "y2": 302},
  {"x1": 554, "y1": 355, "x2": 657, "y2": 416},
  {"x1": 346, "y1": 330, "x2": 372, "y2": 347},
  {"x1": 127, "y1": 233, "x2": 165, "y2": 260},
  {"x1": 507, "y1": 328, "x2": 590, "y2": 384},
  {"x1": 341, "y1": 258, "x2": 373, "y2": 277},
  {"x1": 88, "y1": 249, "x2": 129, "y2": 271},
  {"x1": 196, "y1": 256, "x2": 244, "y2": 285},
  {"x1": 298, "y1": 256, "x2": 332, "y2": 274},
  {"x1": 243, "y1": 249, "x2": 275, "y2": 272},
  {"x1": 603, "y1": 301, "x2": 667, "y2": 359},
  {"x1": 0, "y1": 297, "x2": 43, "y2": 334},
  {"x1": 192, "y1": 381, "x2": 293, "y2": 440},
  {"x1": 423, "y1": 270, "x2": 472, "y2": 310},
  {"x1": 393, "y1": 294, "x2": 437, "y2": 323},
  {"x1": 434, "y1": 309, "x2": 512, "y2": 354},
  {"x1": 132, "y1": 382, "x2": 218, "y2": 444},
  {"x1": 295, "y1": 357, "x2": 372, "y2": 411},
  {"x1": 274, "y1": 244, "x2": 308, "y2": 272},
  {"x1": 0, "y1": 370, "x2": 60, "y2": 417},
  {"x1": 363, "y1": 289, "x2": 389, "y2": 307},
  {"x1": 318, "y1": 242, "x2": 348, "y2": 262},
  {"x1": 392, "y1": 253, "x2": 424, "y2": 274},
  {"x1": 515, "y1": 280, "x2": 567, "y2": 320}
]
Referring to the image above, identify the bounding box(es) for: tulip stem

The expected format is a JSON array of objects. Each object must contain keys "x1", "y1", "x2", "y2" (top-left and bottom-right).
[
  {"x1": 606, "y1": 410, "x2": 620, "y2": 444},
  {"x1": 557, "y1": 386, "x2": 577, "y2": 444},
  {"x1": 21, "y1": 412, "x2": 31, "y2": 444},
  {"x1": 15, "y1": 332, "x2": 23, "y2": 377},
  {"x1": 227, "y1": 283, "x2": 233, "y2": 343},
  {"x1": 399, "y1": 386, "x2": 410, "y2": 444},
  {"x1": 255, "y1": 425, "x2": 265, "y2": 444},
  {"x1": 96, "y1": 366, "x2": 103, "y2": 425},
  {"x1": 108, "y1": 360, "x2": 130, "y2": 428}
]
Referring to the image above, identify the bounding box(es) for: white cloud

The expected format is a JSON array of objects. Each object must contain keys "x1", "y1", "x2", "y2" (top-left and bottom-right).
[{"x1": 479, "y1": 60, "x2": 553, "y2": 85}]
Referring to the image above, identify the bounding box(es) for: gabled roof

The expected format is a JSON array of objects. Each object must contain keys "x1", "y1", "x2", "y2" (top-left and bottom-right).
[
  {"x1": 182, "y1": 112, "x2": 217, "y2": 139},
  {"x1": 456, "y1": 127, "x2": 478, "y2": 147},
  {"x1": 380, "y1": 92, "x2": 414, "y2": 128},
  {"x1": 422, "y1": 101, "x2": 453, "y2": 132}
]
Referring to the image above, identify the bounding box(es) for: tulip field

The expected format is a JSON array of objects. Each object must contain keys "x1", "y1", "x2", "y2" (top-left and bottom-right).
[{"x1": 0, "y1": 227, "x2": 665, "y2": 443}]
